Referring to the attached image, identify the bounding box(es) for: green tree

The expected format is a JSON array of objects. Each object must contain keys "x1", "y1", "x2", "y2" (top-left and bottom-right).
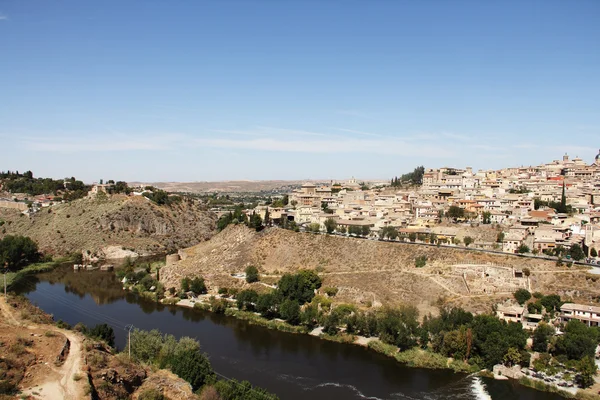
[
  {"x1": 190, "y1": 277, "x2": 207, "y2": 294},
  {"x1": 517, "y1": 244, "x2": 530, "y2": 254},
  {"x1": 441, "y1": 328, "x2": 469, "y2": 360},
  {"x1": 169, "y1": 347, "x2": 214, "y2": 391},
  {"x1": 0, "y1": 235, "x2": 40, "y2": 270},
  {"x1": 264, "y1": 208, "x2": 270, "y2": 226},
  {"x1": 555, "y1": 320, "x2": 599, "y2": 360},
  {"x1": 577, "y1": 356, "x2": 597, "y2": 388},
  {"x1": 245, "y1": 265, "x2": 259, "y2": 283},
  {"x1": 88, "y1": 324, "x2": 115, "y2": 348},
  {"x1": 428, "y1": 233, "x2": 438, "y2": 244},
  {"x1": 278, "y1": 270, "x2": 322, "y2": 305},
  {"x1": 279, "y1": 299, "x2": 301, "y2": 325},
  {"x1": 482, "y1": 211, "x2": 491, "y2": 224},
  {"x1": 569, "y1": 244, "x2": 585, "y2": 261},
  {"x1": 236, "y1": 289, "x2": 258, "y2": 311},
  {"x1": 556, "y1": 183, "x2": 568, "y2": 214},
  {"x1": 247, "y1": 212, "x2": 263, "y2": 231},
  {"x1": 503, "y1": 347, "x2": 521, "y2": 366},
  {"x1": 379, "y1": 226, "x2": 399, "y2": 240},
  {"x1": 540, "y1": 294, "x2": 562, "y2": 313},
  {"x1": 591, "y1": 248, "x2": 598, "y2": 258},
  {"x1": 181, "y1": 277, "x2": 191, "y2": 292},
  {"x1": 496, "y1": 232, "x2": 505, "y2": 243},
  {"x1": 513, "y1": 288, "x2": 531, "y2": 305},
  {"x1": 308, "y1": 223, "x2": 321, "y2": 233},
  {"x1": 324, "y1": 218, "x2": 337, "y2": 234},
  {"x1": 408, "y1": 232, "x2": 417, "y2": 242},
  {"x1": 532, "y1": 323, "x2": 555, "y2": 352},
  {"x1": 447, "y1": 206, "x2": 465, "y2": 220},
  {"x1": 361, "y1": 225, "x2": 371, "y2": 237},
  {"x1": 256, "y1": 293, "x2": 278, "y2": 318},
  {"x1": 463, "y1": 236, "x2": 473, "y2": 247}
]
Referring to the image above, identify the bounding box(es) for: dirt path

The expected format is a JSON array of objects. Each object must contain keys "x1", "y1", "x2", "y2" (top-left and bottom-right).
[{"x1": 0, "y1": 295, "x2": 86, "y2": 400}]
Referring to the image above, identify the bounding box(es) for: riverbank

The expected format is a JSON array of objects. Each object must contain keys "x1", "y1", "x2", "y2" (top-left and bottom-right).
[
  {"x1": 164, "y1": 295, "x2": 479, "y2": 374},
  {"x1": 5, "y1": 261, "x2": 58, "y2": 289},
  {"x1": 160, "y1": 294, "x2": 598, "y2": 399}
]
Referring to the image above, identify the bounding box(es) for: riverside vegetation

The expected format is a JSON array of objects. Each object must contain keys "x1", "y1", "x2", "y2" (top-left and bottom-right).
[{"x1": 160, "y1": 268, "x2": 600, "y2": 393}]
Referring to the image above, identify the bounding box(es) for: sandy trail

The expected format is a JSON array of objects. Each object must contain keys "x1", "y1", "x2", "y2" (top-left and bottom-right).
[{"x1": 0, "y1": 295, "x2": 86, "y2": 400}]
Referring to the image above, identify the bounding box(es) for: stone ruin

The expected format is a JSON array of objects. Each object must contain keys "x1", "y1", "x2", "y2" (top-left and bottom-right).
[{"x1": 452, "y1": 263, "x2": 529, "y2": 295}]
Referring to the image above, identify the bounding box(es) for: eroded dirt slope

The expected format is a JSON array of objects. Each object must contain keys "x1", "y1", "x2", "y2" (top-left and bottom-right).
[{"x1": 161, "y1": 225, "x2": 600, "y2": 313}]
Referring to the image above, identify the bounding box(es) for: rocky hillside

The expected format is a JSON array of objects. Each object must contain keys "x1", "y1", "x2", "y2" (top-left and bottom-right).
[
  {"x1": 160, "y1": 225, "x2": 599, "y2": 313},
  {"x1": 0, "y1": 194, "x2": 217, "y2": 258},
  {"x1": 0, "y1": 294, "x2": 198, "y2": 400}
]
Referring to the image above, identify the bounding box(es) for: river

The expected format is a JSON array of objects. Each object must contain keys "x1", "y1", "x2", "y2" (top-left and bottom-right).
[{"x1": 14, "y1": 265, "x2": 564, "y2": 400}]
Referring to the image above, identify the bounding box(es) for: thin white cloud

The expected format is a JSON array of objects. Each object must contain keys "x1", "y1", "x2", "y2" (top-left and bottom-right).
[
  {"x1": 336, "y1": 110, "x2": 378, "y2": 120},
  {"x1": 334, "y1": 128, "x2": 382, "y2": 137},
  {"x1": 22, "y1": 133, "x2": 184, "y2": 152},
  {"x1": 212, "y1": 126, "x2": 328, "y2": 138},
  {"x1": 194, "y1": 137, "x2": 455, "y2": 158},
  {"x1": 0, "y1": 14, "x2": 8, "y2": 21}
]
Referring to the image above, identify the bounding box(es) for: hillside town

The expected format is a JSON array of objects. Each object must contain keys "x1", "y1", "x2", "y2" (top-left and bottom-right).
[{"x1": 247, "y1": 151, "x2": 600, "y2": 261}]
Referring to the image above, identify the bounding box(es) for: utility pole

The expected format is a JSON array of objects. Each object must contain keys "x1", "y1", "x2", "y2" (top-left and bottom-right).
[{"x1": 125, "y1": 324, "x2": 134, "y2": 359}]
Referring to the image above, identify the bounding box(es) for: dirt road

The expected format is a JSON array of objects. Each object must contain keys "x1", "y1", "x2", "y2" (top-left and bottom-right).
[{"x1": 0, "y1": 295, "x2": 86, "y2": 400}]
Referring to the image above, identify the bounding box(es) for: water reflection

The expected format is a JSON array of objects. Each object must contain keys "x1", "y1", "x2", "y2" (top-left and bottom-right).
[{"x1": 17, "y1": 265, "x2": 565, "y2": 400}]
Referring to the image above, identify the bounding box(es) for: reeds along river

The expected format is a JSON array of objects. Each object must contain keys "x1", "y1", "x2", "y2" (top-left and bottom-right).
[{"x1": 15, "y1": 266, "x2": 564, "y2": 400}]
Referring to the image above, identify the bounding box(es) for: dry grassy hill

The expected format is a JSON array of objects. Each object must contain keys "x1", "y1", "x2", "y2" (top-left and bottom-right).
[
  {"x1": 0, "y1": 195, "x2": 217, "y2": 257},
  {"x1": 161, "y1": 225, "x2": 600, "y2": 314}
]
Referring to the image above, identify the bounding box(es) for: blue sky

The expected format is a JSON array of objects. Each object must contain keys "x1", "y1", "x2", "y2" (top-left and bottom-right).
[{"x1": 1, "y1": 1, "x2": 599, "y2": 183}]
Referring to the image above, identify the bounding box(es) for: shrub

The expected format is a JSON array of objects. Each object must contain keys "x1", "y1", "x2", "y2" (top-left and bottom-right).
[
  {"x1": 324, "y1": 287, "x2": 338, "y2": 297},
  {"x1": 88, "y1": 324, "x2": 115, "y2": 347},
  {"x1": 415, "y1": 256, "x2": 427, "y2": 268},
  {"x1": 245, "y1": 265, "x2": 259, "y2": 283},
  {"x1": 209, "y1": 297, "x2": 228, "y2": 314},
  {"x1": 190, "y1": 277, "x2": 207, "y2": 295},
  {"x1": 236, "y1": 289, "x2": 258, "y2": 311},
  {"x1": 169, "y1": 349, "x2": 214, "y2": 391},
  {"x1": 181, "y1": 277, "x2": 191, "y2": 292}
]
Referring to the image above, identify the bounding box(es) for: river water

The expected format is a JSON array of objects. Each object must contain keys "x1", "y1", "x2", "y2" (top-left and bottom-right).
[{"x1": 15, "y1": 266, "x2": 563, "y2": 400}]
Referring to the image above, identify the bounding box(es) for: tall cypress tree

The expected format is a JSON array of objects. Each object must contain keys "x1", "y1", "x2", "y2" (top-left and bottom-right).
[{"x1": 558, "y1": 182, "x2": 567, "y2": 213}]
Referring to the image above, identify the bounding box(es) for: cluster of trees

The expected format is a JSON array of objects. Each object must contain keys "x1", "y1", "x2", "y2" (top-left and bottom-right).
[
  {"x1": 0, "y1": 235, "x2": 40, "y2": 269},
  {"x1": 534, "y1": 184, "x2": 571, "y2": 214},
  {"x1": 390, "y1": 166, "x2": 425, "y2": 186},
  {"x1": 541, "y1": 244, "x2": 585, "y2": 261},
  {"x1": 181, "y1": 276, "x2": 207, "y2": 295},
  {"x1": 347, "y1": 225, "x2": 371, "y2": 236},
  {"x1": 77, "y1": 323, "x2": 116, "y2": 347},
  {"x1": 225, "y1": 275, "x2": 596, "y2": 387},
  {"x1": 0, "y1": 171, "x2": 88, "y2": 200},
  {"x1": 216, "y1": 207, "x2": 263, "y2": 232},
  {"x1": 105, "y1": 180, "x2": 132, "y2": 195},
  {"x1": 379, "y1": 226, "x2": 399, "y2": 240},
  {"x1": 116, "y1": 260, "x2": 164, "y2": 295},
  {"x1": 129, "y1": 329, "x2": 278, "y2": 398},
  {"x1": 143, "y1": 187, "x2": 181, "y2": 206},
  {"x1": 531, "y1": 319, "x2": 599, "y2": 387},
  {"x1": 270, "y1": 195, "x2": 288, "y2": 208},
  {"x1": 235, "y1": 270, "x2": 322, "y2": 324}
]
